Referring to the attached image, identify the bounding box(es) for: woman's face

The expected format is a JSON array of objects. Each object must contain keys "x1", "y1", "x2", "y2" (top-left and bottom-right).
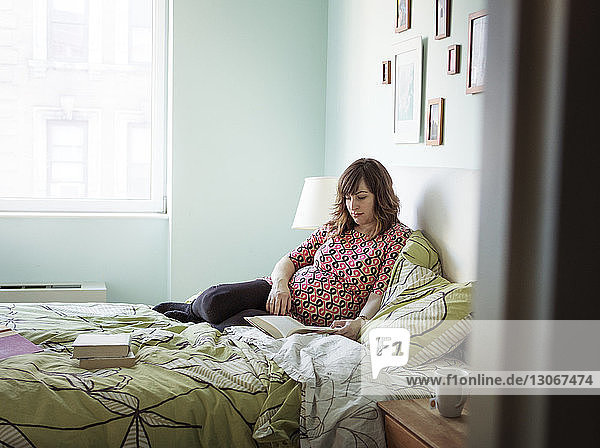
[{"x1": 345, "y1": 178, "x2": 376, "y2": 230}]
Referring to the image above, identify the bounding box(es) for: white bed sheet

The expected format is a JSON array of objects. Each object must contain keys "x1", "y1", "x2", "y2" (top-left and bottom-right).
[{"x1": 227, "y1": 327, "x2": 465, "y2": 448}]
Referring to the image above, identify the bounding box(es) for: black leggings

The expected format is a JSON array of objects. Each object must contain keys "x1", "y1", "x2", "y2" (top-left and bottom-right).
[{"x1": 191, "y1": 279, "x2": 271, "y2": 328}]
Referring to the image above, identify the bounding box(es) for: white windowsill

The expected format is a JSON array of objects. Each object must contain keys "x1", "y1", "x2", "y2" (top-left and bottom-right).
[{"x1": 0, "y1": 212, "x2": 169, "y2": 219}]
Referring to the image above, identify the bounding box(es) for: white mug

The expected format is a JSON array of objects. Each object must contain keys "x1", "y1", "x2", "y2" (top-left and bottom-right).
[{"x1": 428, "y1": 367, "x2": 469, "y2": 418}]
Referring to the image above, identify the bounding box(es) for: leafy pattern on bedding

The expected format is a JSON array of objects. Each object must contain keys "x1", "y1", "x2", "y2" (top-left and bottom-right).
[{"x1": 0, "y1": 303, "x2": 300, "y2": 448}]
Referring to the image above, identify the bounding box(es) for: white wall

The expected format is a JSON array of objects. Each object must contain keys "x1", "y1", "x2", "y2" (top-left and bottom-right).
[
  {"x1": 170, "y1": 0, "x2": 328, "y2": 299},
  {"x1": 323, "y1": 0, "x2": 485, "y2": 281}
]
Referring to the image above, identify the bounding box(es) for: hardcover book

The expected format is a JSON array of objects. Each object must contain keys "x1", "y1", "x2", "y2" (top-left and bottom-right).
[
  {"x1": 72, "y1": 333, "x2": 131, "y2": 359},
  {"x1": 0, "y1": 325, "x2": 44, "y2": 360},
  {"x1": 78, "y1": 350, "x2": 136, "y2": 369},
  {"x1": 244, "y1": 315, "x2": 336, "y2": 339}
]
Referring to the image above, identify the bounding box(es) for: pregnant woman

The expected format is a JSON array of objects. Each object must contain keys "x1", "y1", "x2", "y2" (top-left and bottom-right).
[{"x1": 154, "y1": 158, "x2": 412, "y2": 340}]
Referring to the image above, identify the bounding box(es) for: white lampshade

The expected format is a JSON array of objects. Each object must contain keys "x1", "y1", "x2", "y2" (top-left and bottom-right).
[{"x1": 292, "y1": 176, "x2": 339, "y2": 230}]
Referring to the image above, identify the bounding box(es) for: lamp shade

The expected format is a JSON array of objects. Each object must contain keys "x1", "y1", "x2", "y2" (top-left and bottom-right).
[{"x1": 292, "y1": 176, "x2": 339, "y2": 230}]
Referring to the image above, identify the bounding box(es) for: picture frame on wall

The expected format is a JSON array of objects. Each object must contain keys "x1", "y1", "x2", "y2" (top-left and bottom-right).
[
  {"x1": 396, "y1": 0, "x2": 410, "y2": 33},
  {"x1": 435, "y1": 0, "x2": 450, "y2": 39},
  {"x1": 382, "y1": 60, "x2": 391, "y2": 84},
  {"x1": 392, "y1": 36, "x2": 422, "y2": 144},
  {"x1": 426, "y1": 98, "x2": 444, "y2": 146},
  {"x1": 447, "y1": 44, "x2": 460, "y2": 74},
  {"x1": 466, "y1": 10, "x2": 488, "y2": 94}
]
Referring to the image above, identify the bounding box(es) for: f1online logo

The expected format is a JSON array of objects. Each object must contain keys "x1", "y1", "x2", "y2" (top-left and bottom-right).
[{"x1": 369, "y1": 328, "x2": 410, "y2": 378}]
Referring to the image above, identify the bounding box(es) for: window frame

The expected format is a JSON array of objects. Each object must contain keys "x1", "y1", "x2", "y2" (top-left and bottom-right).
[{"x1": 0, "y1": 0, "x2": 168, "y2": 214}]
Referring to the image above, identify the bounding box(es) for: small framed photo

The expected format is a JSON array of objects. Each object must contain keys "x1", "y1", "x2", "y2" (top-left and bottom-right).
[
  {"x1": 466, "y1": 10, "x2": 488, "y2": 94},
  {"x1": 435, "y1": 0, "x2": 450, "y2": 39},
  {"x1": 426, "y1": 98, "x2": 444, "y2": 146},
  {"x1": 382, "y1": 60, "x2": 391, "y2": 84},
  {"x1": 447, "y1": 44, "x2": 460, "y2": 74},
  {"x1": 396, "y1": 0, "x2": 410, "y2": 33}
]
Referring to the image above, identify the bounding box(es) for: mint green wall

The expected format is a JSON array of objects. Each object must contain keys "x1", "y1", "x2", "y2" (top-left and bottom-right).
[
  {"x1": 0, "y1": 216, "x2": 169, "y2": 304},
  {"x1": 0, "y1": 0, "x2": 327, "y2": 305},
  {"x1": 170, "y1": 0, "x2": 328, "y2": 299},
  {"x1": 324, "y1": 0, "x2": 486, "y2": 174},
  {"x1": 3, "y1": 0, "x2": 482, "y2": 304}
]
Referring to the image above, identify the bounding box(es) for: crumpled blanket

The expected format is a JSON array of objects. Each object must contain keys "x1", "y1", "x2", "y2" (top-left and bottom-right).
[{"x1": 226, "y1": 327, "x2": 461, "y2": 448}]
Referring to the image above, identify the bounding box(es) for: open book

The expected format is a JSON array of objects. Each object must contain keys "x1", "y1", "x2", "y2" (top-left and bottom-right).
[{"x1": 244, "y1": 315, "x2": 337, "y2": 339}]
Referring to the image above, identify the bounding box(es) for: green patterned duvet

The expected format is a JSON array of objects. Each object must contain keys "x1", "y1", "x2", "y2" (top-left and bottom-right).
[{"x1": 0, "y1": 302, "x2": 300, "y2": 447}]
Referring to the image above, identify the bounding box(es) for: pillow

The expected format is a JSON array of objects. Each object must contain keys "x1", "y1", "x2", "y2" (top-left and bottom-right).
[
  {"x1": 361, "y1": 261, "x2": 472, "y2": 367},
  {"x1": 380, "y1": 262, "x2": 439, "y2": 309},
  {"x1": 388, "y1": 231, "x2": 442, "y2": 292}
]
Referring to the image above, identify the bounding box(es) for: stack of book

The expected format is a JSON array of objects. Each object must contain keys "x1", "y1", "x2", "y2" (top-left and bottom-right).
[
  {"x1": 72, "y1": 333, "x2": 135, "y2": 369},
  {"x1": 0, "y1": 325, "x2": 43, "y2": 360}
]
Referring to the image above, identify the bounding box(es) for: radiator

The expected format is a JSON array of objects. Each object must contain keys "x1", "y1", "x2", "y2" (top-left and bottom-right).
[{"x1": 0, "y1": 282, "x2": 107, "y2": 303}]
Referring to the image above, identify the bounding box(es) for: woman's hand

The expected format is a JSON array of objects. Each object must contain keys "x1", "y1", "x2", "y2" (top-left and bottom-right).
[
  {"x1": 268, "y1": 256, "x2": 296, "y2": 315},
  {"x1": 266, "y1": 284, "x2": 292, "y2": 315},
  {"x1": 330, "y1": 318, "x2": 363, "y2": 340}
]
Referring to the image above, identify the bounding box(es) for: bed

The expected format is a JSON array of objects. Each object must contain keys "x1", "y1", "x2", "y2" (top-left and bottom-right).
[{"x1": 0, "y1": 231, "x2": 472, "y2": 447}]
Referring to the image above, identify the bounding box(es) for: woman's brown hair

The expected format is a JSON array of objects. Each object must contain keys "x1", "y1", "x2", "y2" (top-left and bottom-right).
[{"x1": 327, "y1": 158, "x2": 400, "y2": 239}]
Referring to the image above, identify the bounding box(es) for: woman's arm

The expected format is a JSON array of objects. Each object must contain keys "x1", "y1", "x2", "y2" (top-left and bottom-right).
[
  {"x1": 330, "y1": 292, "x2": 382, "y2": 340},
  {"x1": 269, "y1": 226, "x2": 328, "y2": 315},
  {"x1": 356, "y1": 293, "x2": 382, "y2": 320},
  {"x1": 267, "y1": 255, "x2": 296, "y2": 315}
]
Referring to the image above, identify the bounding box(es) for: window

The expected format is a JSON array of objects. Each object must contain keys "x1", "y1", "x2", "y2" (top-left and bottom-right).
[
  {"x1": 127, "y1": 123, "x2": 152, "y2": 198},
  {"x1": 0, "y1": 0, "x2": 168, "y2": 213},
  {"x1": 46, "y1": 120, "x2": 89, "y2": 197},
  {"x1": 129, "y1": 0, "x2": 153, "y2": 65},
  {"x1": 47, "y1": 0, "x2": 89, "y2": 62}
]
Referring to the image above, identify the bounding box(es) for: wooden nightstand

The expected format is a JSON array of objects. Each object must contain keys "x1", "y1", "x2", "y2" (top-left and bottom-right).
[{"x1": 377, "y1": 399, "x2": 468, "y2": 448}]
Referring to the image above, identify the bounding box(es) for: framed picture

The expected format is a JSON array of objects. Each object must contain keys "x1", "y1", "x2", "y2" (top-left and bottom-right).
[
  {"x1": 435, "y1": 0, "x2": 450, "y2": 39},
  {"x1": 466, "y1": 10, "x2": 488, "y2": 94},
  {"x1": 392, "y1": 36, "x2": 422, "y2": 143},
  {"x1": 382, "y1": 60, "x2": 391, "y2": 84},
  {"x1": 426, "y1": 98, "x2": 444, "y2": 146},
  {"x1": 396, "y1": 0, "x2": 410, "y2": 33},
  {"x1": 447, "y1": 44, "x2": 460, "y2": 74}
]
